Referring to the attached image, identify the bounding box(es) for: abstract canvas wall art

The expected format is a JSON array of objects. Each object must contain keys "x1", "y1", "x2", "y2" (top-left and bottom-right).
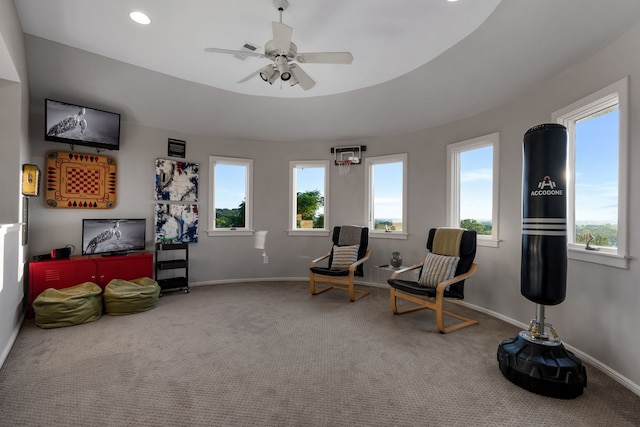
[
  {"x1": 155, "y1": 159, "x2": 198, "y2": 202},
  {"x1": 155, "y1": 203, "x2": 198, "y2": 243}
]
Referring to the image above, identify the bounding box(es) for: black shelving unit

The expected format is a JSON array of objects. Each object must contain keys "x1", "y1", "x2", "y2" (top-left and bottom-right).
[{"x1": 155, "y1": 242, "x2": 189, "y2": 295}]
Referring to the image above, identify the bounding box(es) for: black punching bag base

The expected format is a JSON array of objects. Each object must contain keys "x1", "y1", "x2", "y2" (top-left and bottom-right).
[{"x1": 497, "y1": 331, "x2": 587, "y2": 399}]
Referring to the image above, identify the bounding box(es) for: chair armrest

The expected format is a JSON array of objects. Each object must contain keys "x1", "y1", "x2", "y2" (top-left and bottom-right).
[
  {"x1": 310, "y1": 251, "x2": 331, "y2": 268},
  {"x1": 348, "y1": 250, "x2": 371, "y2": 273},
  {"x1": 389, "y1": 255, "x2": 426, "y2": 279},
  {"x1": 436, "y1": 263, "x2": 479, "y2": 295}
]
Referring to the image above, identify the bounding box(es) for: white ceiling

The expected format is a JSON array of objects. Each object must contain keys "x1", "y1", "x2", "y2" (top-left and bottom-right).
[
  {"x1": 14, "y1": 0, "x2": 640, "y2": 143},
  {"x1": 15, "y1": 0, "x2": 502, "y2": 98}
]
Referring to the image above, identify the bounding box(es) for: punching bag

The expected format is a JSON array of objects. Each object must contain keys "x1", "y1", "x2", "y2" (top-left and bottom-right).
[
  {"x1": 498, "y1": 123, "x2": 586, "y2": 400},
  {"x1": 521, "y1": 123, "x2": 567, "y2": 305}
]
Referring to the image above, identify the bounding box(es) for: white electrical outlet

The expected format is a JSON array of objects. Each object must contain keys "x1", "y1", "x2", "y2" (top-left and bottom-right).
[{"x1": 263, "y1": 255, "x2": 269, "y2": 264}]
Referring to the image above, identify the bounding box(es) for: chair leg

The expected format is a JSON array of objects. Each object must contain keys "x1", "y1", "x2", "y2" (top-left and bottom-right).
[
  {"x1": 436, "y1": 307, "x2": 479, "y2": 334},
  {"x1": 435, "y1": 294, "x2": 479, "y2": 334},
  {"x1": 390, "y1": 288, "x2": 430, "y2": 314},
  {"x1": 349, "y1": 285, "x2": 370, "y2": 302},
  {"x1": 323, "y1": 281, "x2": 370, "y2": 301},
  {"x1": 390, "y1": 288, "x2": 478, "y2": 333},
  {"x1": 309, "y1": 273, "x2": 369, "y2": 301},
  {"x1": 309, "y1": 272, "x2": 316, "y2": 294},
  {"x1": 347, "y1": 276, "x2": 370, "y2": 302},
  {"x1": 309, "y1": 273, "x2": 333, "y2": 296}
]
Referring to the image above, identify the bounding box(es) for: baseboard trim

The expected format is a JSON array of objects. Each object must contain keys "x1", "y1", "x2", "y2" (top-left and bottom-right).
[
  {"x1": 191, "y1": 278, "x2": 387, "y2": 288},
  {"x1": 190, "y1": 277, "x2": 311, "y2": 287},
  {"x1": 0, "y1": 312, "x2": 24, "y2": 370}
]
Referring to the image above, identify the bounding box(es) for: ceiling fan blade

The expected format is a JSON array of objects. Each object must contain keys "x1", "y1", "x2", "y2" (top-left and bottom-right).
[
  {"x1": 237, "y1": 68, "x2": 263, "y2": 83},
  {"x1": 296, "y1": 52, "x2": 353, "y2": 64},
  {"x1": 289, "y1": 64, "x2": 315, "y2": 90},
  {"x1": 204, "y1": 47, "x2": 266, "y2": 59},
  {"x1": 272, "y1": 22, "x2": 293, "y2": 53}
]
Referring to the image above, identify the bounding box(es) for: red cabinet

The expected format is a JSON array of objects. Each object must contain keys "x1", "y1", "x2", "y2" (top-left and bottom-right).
[
  {"x1": 28, "y1": 252, "x2": 153, "y2": 312},
  {"x1": 91, "y1": 253, "x2": 153, "y2": 285}
]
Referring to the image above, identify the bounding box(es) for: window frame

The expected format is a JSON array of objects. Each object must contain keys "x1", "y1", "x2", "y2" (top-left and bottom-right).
[
  {"x1": 552, "y1": 77, "x2": 629, "y2": 269},
  {"x1": 207, "y1": 156, "x2": 253, "y2": 237},
  {"x1": 446, "y1": 132, "x2": 500, "y2": 248},
  {"x1": 365, "y1": 153, "x2": 408, "y2": 239},
  {"x1": 288, "y1": 160, "x2": 330, "y2": 236}
]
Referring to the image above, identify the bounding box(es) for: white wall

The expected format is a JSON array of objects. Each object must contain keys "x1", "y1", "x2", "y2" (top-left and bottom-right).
[
  {"x1": 19, "y1": 13, "x2": 640, "y2": 394},
  {"x1": 27, "y1": 118, "x2": 339, "y2": 282},
  {"x1": 0, "y1": 0, "x2": 31, "y2": 367},
  {"x1": 0, "y1": 0, "x2": 29, "y2": 224}
]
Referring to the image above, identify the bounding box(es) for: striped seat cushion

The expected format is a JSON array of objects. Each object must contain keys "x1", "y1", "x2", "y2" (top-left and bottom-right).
[
  {"x1": 418, "y1": 251, "x2": 460, "y2": 289},
  {"x1": 330, "y1": 244, "x2": 360, "y2": 270}
]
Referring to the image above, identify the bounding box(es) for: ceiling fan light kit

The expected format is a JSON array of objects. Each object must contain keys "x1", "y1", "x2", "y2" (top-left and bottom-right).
[
  {"x1": 275, "y1": 56, "x2": 291, "y2": 81},
  {"x1": 204, "y1": 0, "x2": 352, "y2": 91},
  {"x1": 260, "y1": 66, "x2": 280, "y2": 85}
]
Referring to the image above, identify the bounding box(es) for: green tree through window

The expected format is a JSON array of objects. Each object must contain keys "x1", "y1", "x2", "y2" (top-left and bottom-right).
[
  {"x1": 460, "y1": 219, "x2": 491, "y2": 235},
  {"x1": 209, "y1": 156, "x2": 253, "y2": 233},
  {"x1": 216, "y1": 200, "x2": 245, "y2": 228},
  {"x1": 296, "y1": 190, "x2": 324, "y2": 228},
  {"x1": 290, "y1": 161, "x2": 328, "y2": 232}
]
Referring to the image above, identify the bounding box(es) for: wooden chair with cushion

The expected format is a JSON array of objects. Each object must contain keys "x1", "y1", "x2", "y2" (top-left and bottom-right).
[
  {"x1": 309, "y1": 226, "x2": 371, "y2": 302},
  {"x1": 387, "y1": 227, "x2": 479, "y2": 333}
]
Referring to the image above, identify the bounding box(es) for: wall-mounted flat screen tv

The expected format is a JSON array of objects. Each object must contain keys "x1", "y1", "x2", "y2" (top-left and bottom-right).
[
  {"x1": 45, "y1": 99, "x2": 121, "y2": 150},
  {"x1": 82, "y1": 219, "x2": 146, "y2": 256}
]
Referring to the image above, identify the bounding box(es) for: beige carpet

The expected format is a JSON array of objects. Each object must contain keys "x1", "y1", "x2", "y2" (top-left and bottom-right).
[{"x1": 1, "y1": 281, "x2": 638, "y2": 426}]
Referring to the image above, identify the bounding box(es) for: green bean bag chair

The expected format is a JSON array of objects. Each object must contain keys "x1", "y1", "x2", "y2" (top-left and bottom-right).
[
  {"x1": 33, "y1": 282, "x2": 102, "y2": 329},
  {"x1": 103, "y1": 277, "x2": 161, "y2": 315}
]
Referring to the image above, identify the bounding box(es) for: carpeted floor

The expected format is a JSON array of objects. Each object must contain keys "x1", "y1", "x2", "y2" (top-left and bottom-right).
[{"x1": 1, "y1": 281, "x2": 639, "y2": 426}]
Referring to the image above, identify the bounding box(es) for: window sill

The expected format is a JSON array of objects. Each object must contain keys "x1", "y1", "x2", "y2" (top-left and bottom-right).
[
  {"x1": 370, "y1": 231, "x2": 408, "y2": 240},
  {"x1": 287, "y1": 229, "x2": 330, "y2": 237},
  {"x1": 477, "y1": 237, "x2": 499, "y2": 248},
  {"x1": 206, "y1": 229, "x2": 254, "y2": 237},
  {"x1": 568, "y1": 247, "x2": 629, "y2": 269}
]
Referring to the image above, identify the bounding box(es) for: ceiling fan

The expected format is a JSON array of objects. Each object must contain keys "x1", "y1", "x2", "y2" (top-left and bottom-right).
[{"x1": 204, "y1": 0, "x2": 353, "y2": 90}]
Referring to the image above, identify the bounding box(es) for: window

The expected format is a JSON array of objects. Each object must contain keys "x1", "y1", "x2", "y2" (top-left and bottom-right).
[
  {"x1": 289, "y1": 160, "x2": 329, "y2": 234},
  {"x1": 552, "y1": 77, "x2": 629, "y2": 268},
  {"x1": 365, "y1": 153, "x2": 407, "y2": 239},
  {"x1": 447, "y1": 133, "x2": 500, "y2": 247},
  {"x1": 208, "y1": 156, "x2": 253, "y2": 236}
]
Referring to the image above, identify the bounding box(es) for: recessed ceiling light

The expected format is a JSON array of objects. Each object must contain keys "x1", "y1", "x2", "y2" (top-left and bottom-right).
[
  {"x1": 129, "y1": 11, "x2": 151, "y2": 25},
  {"x1": 447, "y1": 0, "x2": 459, "y2": 2}
]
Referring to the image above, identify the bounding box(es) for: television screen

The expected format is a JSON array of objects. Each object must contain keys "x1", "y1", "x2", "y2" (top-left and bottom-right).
[
  {"x1": 45, "y1": 99, "x2": 121, "y2": 150},
  {"x1": 82, "y1": 219, "x2": 146, "y2": 256}
]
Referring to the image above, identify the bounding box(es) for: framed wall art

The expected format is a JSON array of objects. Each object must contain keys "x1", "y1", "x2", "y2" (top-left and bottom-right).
[
  {"x1": 168, "y1": 138, "x2": 186, "y2": 158},
  {"x1": 155, "y1": 158, "x2": 199, "y2": 202},
  {"x1": 155, "y1": 203, "x2": 199, "y2": 243},
  {"x1": 44, "y1": 150, "x2": 117, "y2": 208}
]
